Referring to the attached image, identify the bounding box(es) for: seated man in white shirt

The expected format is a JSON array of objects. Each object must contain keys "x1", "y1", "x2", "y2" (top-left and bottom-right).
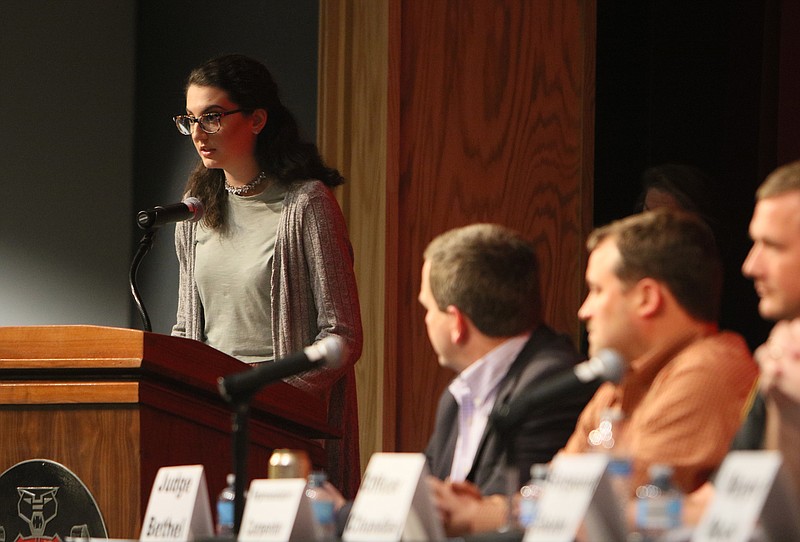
[{"x1": 419, "y1": 223, "x2": 591, "y2": 535}]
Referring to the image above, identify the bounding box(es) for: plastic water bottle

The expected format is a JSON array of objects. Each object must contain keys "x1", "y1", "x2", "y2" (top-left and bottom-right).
[
  {"x1": 216, "y1": 473, "x2": 236, "y2": 536},
  {"x1": 634, "y1": 464, "x2": 683, "y2": 541},
  {"x1": 305, "y1": 471, "x2": 336, "y2": 541},
  {"x1": 588, "y1": 408, "x2": 632, "y2": 500},
  {"x1": 517, "y1": 463, "x2": 548, "y2": 528}
]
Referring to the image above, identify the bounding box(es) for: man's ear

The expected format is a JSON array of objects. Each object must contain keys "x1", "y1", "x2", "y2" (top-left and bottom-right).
[
  {"x1": 447, "y1": 305, "x2": 470, "y2": 344},
  {"x1": 635, "y1": 277, "x2": 664, "y2": 317}
]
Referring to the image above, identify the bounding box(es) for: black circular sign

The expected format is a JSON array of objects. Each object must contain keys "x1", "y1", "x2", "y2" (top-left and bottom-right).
[{"x1": 0, "y1": 460, "x2": 107, "y2": 542}]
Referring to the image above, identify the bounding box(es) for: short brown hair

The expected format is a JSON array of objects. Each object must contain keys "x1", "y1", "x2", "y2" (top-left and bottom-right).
[
  {"x1": 756, "y1": 160, "x2": 800, "y2": 200},
  {"x1": 424, "y1": 224, "x2": 541, "y2": 337},
  {"x1": 587, "y1": 209, "x2": 722, "y2": 322}
]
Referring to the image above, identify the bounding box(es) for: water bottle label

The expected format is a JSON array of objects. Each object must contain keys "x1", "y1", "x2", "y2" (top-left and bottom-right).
[
  {"x1": 217, "y1": 500, "x2": 234, "y2": 526},
  {"x1": 518, "y1": 499, "x2": 538, "y2": 528},
  {"x1": 636, "y1": 497, "x2": 682, "y2": 530},
  {"x1": 608, "y1": 458, "x2": 632, "y2": 477},
  {"x1": 311, "y1": 500, "x2": 335, "y2": 525},
  {"x1": 665, "y1": 498, "x2": 682, "y2": 527}
]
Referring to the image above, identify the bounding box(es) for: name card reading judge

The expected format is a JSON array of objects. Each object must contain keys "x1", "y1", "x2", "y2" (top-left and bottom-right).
[
  {"x1": 238, "y1": 478, "x2": 317, "y2": 542},
  {"x1": 343, "y1": 453, "x2": 445, "y2": 542},
  {"x1": 140, "y1": 465, "x2": 213, "y2": 541}
]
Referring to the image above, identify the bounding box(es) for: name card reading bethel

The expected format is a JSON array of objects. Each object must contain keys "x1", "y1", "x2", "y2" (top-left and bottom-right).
[
  {"x1": 692, "y1": 451, "x2": 800, "y2": 542},
  {"x1": 238, "y1": 478, "x2": 316, "y2": 542},
  {"x1": 140, "y1": 465, "x2": 213, "y2": 541},
  {"x1": 524, "y1": 453, "x2": 626, "y2": 542},
  {"x1": 343, "y1": 453, "x2": 445, "y2": 542}
]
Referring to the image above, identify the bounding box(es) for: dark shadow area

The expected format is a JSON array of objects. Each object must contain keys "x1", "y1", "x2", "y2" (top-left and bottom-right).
[{"x1": 594, "y1": 1, "x2": 780, "y2": 350}]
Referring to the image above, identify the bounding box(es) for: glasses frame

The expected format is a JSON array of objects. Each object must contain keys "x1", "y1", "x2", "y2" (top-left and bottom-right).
[{"x1": 173, "y1": 109, "x2": 245, "y2": 135}]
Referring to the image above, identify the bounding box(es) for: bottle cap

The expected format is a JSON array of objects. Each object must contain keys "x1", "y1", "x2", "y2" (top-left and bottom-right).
[
  {"x1": 530, "y1": 463, "x2": 549, "y2": 479},
  {"x1": 647, "y1": 464, "x2": 675, "y2": 489},
  {"x1": 268, "y1": 449, "x2": 311, "y2": 479}
]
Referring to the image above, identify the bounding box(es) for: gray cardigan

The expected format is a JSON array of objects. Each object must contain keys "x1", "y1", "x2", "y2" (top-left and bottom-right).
[{"x1": 172, "y1": 179, "x2": 363, "y2": 495}]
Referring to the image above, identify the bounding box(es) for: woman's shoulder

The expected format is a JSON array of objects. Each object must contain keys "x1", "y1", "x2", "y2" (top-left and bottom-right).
[{"x1": 285, "y1": 179, "x2": 337, "y2": 204}]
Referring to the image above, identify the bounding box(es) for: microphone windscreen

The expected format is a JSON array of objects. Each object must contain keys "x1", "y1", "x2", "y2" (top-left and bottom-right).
[
  {"x1": 310, "y1": 335, "x2": 346, "y2": 370},
  {"x1": 575, "y1": 348, "x2": 625, "y2": 384},
  {"x1": 183, "y1": 197, "x2": 204, "y2": 222}
]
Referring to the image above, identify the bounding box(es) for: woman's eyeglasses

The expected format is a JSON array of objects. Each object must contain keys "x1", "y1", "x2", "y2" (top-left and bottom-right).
[{"x1": 173, "y1": 109, "x2": 244, "y2": 135}]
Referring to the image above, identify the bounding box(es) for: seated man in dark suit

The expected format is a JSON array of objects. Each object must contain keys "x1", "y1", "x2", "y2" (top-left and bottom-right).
[{"x1": 420, "y1": 223, "x2": 592, "y2": 534}]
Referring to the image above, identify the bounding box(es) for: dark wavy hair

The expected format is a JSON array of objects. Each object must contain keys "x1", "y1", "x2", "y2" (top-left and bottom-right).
[{"x1": 182, "y1": 53, "x2": 344, "y2": 230}]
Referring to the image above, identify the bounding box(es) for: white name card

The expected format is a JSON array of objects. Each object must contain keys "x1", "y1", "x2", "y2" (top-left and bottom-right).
[
  {"x1": 692, "y1": 450, "x2": 800, "y2": 542},
  {"x1": 343, "y1": 453, "x2": 445, "y2": 542},
  {"x1": 524, "y1": 453, "x2": 626, "y2": 542},
  {"x1": 140, "y1": 465, "x2": 213, "y2": 541},
  {"x1": 238, "y1": 478, "x2": 317, "y2": 542}
]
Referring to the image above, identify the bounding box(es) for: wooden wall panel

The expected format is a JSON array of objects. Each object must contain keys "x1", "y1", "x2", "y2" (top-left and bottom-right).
[
  {"x1": 319, "y1": 0, "x2": 595, "y2": 459},
  {"x1": 388, "y1": 0, "x2": 595, "y2": 452}
]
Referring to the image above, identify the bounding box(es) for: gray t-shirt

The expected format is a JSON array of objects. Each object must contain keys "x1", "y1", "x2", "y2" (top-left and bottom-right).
[{"x1": 195, "y1": 182, "x2": 286, "y2": 362}]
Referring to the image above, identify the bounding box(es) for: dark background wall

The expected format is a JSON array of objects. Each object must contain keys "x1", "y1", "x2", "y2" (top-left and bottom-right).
[
  {"x1": 0, "y1": 1, "x2": 135, "y2": 327},
  {"x1": 594, "y1": 1, "x2": 781, "y2": 350},
  {"x1": 0, "y1": 1, "x2": 319, "y2": 332}
]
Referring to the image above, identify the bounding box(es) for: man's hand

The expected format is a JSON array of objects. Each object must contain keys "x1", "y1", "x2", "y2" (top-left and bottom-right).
[
  {"x1": 757, "y1": 319, "x2": 800, "y2": 403},
  {"x1": 426, "y1": 476, "x2": 482, "y2": 536},
  {"x1": 322, "y1": 480, "x2": 347, "y2": 512}
]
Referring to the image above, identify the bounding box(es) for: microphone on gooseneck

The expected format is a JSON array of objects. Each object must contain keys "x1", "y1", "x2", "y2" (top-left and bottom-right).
[
  {"x1": 490, "y1": 349, "x2": 626, "y2": 433},
  {"x1": 137, "y1": 197, "x2": 204, "y2": 230},
  {"x1": 218, "y1": 336, "x2": 345, "y2": 402}
]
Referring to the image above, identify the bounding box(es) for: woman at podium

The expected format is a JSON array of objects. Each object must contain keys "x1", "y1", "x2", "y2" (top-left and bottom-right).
[{"x1": 169, "y1": 53, "x2": 363, "y2": 497}]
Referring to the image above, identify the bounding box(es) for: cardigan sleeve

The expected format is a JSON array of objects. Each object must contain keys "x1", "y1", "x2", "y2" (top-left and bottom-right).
[
  {"x1": 274, "y1": 181, "x2": 363, "y2": 393},
  {"x1": 171, "y1": 220, "x2": 201, "y2": 340}
]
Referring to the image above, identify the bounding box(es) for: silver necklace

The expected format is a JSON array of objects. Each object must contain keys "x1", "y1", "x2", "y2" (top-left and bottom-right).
[{"x1": 224, "y1": 171, "x2": 267, "y2": 196}]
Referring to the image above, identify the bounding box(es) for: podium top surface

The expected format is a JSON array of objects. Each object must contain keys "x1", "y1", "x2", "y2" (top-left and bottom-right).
[{"x1": 0, "y1": 325, "x2": 336, "y2": 437}]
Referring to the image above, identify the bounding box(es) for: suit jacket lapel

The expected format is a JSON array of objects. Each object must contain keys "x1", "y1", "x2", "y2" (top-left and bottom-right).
[
  {"x1": 465, "y1": 329, "x2": 544, "y2": 484},
  {"x1": 427, "y1": 391, "x2": 460, "y2": 480}
]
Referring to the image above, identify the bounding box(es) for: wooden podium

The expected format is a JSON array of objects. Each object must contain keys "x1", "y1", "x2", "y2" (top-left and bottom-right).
[{"x1": 0, "y1": 325, "x2": 337, "y2": 538}]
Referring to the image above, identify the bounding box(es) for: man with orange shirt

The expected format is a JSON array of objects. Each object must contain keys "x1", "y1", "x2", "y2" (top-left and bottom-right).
[{"x1": 563, "y1": 208, "x2": 758, "y2": 494}]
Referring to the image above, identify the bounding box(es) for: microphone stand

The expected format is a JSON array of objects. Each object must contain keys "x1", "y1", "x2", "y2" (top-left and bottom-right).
[
  {"x1": 230, "y1": 398, "x2": 250, "y2": 536},
  {"x1": 218, "y1": 380, "x2": 259, "y2": 537},
  {"x1": 129, "y1": 229, "x2": 156, "y2": 332}
]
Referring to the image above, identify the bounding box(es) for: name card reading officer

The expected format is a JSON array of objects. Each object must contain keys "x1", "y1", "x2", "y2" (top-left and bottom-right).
[{"x1": 343, "y1": 453, "x2": 445, "y2": 542}]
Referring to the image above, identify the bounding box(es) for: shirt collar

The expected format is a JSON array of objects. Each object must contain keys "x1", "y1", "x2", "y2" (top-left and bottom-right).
[{"x1": 449, "y1": 333, "x2": 531, "y2": 408}]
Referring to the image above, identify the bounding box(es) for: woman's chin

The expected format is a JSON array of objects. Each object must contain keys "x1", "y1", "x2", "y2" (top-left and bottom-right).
[{"x1": 200, "y1": 157, "x2": 221, "y2": 170}]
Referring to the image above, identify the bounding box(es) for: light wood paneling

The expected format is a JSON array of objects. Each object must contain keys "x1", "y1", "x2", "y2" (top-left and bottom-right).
[{"x1": 318, "y1": 0, "x2": 389, "y2": 469}]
